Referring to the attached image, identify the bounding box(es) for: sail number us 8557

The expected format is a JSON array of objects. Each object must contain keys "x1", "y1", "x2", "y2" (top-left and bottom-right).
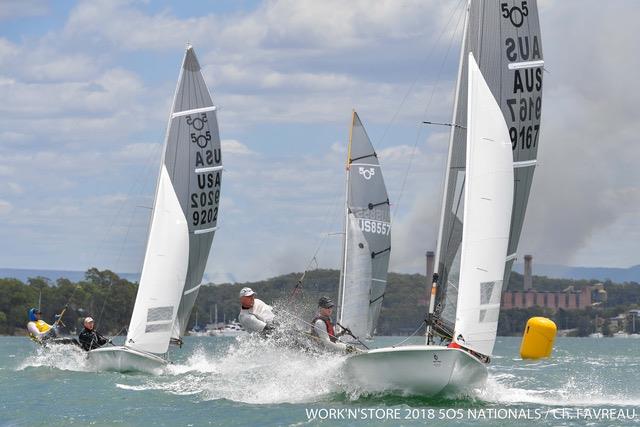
[{"x1": 359, "y1": 219, "x2": 391, "y2": 236}]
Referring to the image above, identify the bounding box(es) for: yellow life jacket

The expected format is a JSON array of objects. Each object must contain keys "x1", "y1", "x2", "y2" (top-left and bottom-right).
[{"x1": 34, "y1": 320, "x2": 51, "y2": 333}]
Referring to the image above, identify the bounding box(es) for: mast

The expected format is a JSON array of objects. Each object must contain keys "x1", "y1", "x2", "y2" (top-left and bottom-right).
[
  {"x1": 337, "y1": 110, "x2": 355, "y2": 325},
  {"x1": 429, "y1": 0, "x2": 470, "y2": 344}
]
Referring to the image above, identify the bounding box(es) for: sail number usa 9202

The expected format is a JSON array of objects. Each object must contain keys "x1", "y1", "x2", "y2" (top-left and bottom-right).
[
  {"x1": 190, "y1": 172, "x2": 221, "y2": 227},
  {"x1": 359, "y1": 219, "x2": 391, "y2": 236}
]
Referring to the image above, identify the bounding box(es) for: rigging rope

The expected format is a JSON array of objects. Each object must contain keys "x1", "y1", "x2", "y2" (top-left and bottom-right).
[
  {"x1": 96, "y1": 145, "x2": 160, "y2": 328},
  {"x1": 274, "y1": 307, "x2": 367, "y2": 349},
  {"x1": 57, "y1": 143, "x2": 161, "y2": 329},
  {"x1": 391, "y1": 320, "x2": 427, "y2": 348},
  {"x1": 391, "y1": 0, "x2": 468, "y2": 222},
  {"x1": 375, "y1": 0, "x2": 466, "y2": 150},
  {"x1": 293, "y1": 3, "x2": 467, "y2": 299},
  {"x1": 292, "y1": 188, "x2": 344, "y2": 297}
]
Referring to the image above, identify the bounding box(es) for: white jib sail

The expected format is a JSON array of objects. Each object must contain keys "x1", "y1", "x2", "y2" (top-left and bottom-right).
[
  {"x1": 454, "y1": 53, "x2": 514, "y2": 356},
  {"x1": 126, "y1": 166, "x2": 189, "y2": 354}
]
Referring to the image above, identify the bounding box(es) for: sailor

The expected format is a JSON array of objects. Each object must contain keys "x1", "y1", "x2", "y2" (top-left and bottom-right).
[
  {"x1": 237, "y1": 287, "x2": 276, "y2": 335},
  {"x1": 26, "y1": 308, "x2": 56, "y2": 342},
  {"x1": 310, "y1": 297, "x2": 355, "y2": 353},
  {"x1": 78, "y1": 317, "x2": 109, "y2": 351}
]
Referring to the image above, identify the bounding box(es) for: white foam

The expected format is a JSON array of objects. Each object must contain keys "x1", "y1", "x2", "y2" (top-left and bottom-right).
[
  {"x1": 479, "y1": 373, "x2": 640, "y2": 407},
  {"x1": 120, "y1": 331, "x2": 348, "y2": 404},
  {"x1": 16, "y1": 343, "x2": 90, "y2": 372},
  {"x1": 143, "y1": 300, "x2": 350, "y2": 404}
]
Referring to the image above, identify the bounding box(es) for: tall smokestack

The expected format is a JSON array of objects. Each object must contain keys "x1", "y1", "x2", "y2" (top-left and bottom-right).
[
  {"x1": 426, "y1": 251, "x2": 435, "y2": 283},
  {"x1": 524, "y1": 254, "x2": 533, "y2": 290}
]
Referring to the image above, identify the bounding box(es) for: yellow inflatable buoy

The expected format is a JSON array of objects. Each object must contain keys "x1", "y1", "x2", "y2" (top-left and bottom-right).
[{"x1": 520, "y1": 317, "x2": 557, "y2": 359}]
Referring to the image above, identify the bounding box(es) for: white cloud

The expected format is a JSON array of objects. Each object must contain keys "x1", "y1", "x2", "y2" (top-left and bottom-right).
[
  {"x1": 0, "y1": 0, "x2": 48, "y2": 20},
  {"x1": 517, "y1": 1, "x2": 640, "y2": 267},
  {"x1": 0, "y1": 68, "x2": 144, "y2": 116},
  {"x1": 0, "y1": 131, "x2": 32, "y2": 144},
  {"x1": 1, "y1": 0, "x2": 639, "y2": 281},
  {"x1": 0, "y1": 199, "x2": 13, "y2": 215},
  {"x1": 0, "y1": 38, "x2": 18, "y2": 63},
  {"x1": 0, "y1": 182, "x2": 23, "y2": 195},
  {"x1": 221, "y1": 139, "x2": 255, "y2": 156},
  {"x1": 0, "y1": 165, "x2": 13, "y2": 176},
  {"x1": 378, "y1": 145, "x2": 422, "y2": 162},
  {"x1": 64, "y1": 0, "x2": 218, "y2": 51},
  {"x1": 113, "y1": 143, "x2": 161, "y2": 162}
]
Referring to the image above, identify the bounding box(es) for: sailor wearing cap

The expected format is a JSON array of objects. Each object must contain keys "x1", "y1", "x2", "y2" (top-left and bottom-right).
[
  {"x1": 310, "y1": 297, "x2": 353, "y2": 352},
  {"x1": 78, "y1": 316, "x2": 109, "y2": 351},
  {"x1": 26, "y1": 308, "x2": 54, "y2": 341},
  {"x1": 237, "y1": 287, "x2": 275, "y2": 334}
]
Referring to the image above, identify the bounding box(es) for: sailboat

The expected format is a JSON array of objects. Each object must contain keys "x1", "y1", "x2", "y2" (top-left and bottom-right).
[
  {"x1": 336, "y1": 111, "x2": 391, "y2": 342},
  {"x1": 88, "y1": 44, "x2": 223, "y2": 373},
  {"x1": 345, "y1": 0, "x2": 543, "y2": 395}
]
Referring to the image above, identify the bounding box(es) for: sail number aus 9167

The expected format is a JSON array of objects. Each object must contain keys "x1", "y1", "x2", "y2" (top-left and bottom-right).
[
  {"x1": 509, "y1": 125, "x2": 539, "y2": 150},
  {"x1": 505, "y1": 96, "x2": 541, "y2": 150},
  {"x1": 359, "y1": 219, "x2": 390, "y2": 236}
]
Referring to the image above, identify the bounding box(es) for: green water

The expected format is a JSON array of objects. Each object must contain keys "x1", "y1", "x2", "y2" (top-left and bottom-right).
[{"x1": 1, "y1": 335, "x2": 638, "y2": 426}]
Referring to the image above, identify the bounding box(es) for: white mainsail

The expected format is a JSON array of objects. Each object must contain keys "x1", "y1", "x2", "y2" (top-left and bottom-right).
[
  {"x1": 337, "y1": 111, "x2": 391, "y2": 340},
  {"x1": 126, "y1": 45, "x2": 222, "y2": 355},
  {"x1": 453, "y1": 53, "x2": 513, "y2": 356}
]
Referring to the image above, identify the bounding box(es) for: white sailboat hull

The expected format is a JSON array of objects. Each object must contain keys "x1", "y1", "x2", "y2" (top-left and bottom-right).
[
  {"x1": 87, "y1": 346, "x2": 167, "y2": 374},
  {"x1": 344, "y1": 345, "x2": 487, "y2": 396}
]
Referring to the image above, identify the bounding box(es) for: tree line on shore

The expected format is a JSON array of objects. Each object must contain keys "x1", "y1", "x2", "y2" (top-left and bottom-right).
[{"x1": 1, "y1": 268, "x2": 639, "y2": 337}]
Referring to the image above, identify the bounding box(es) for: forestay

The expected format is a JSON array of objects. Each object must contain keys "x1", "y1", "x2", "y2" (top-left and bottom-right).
[
  {"x1": 454, "y1": 54, "x2": 513, "y2": 356},
  {"x1": 337, "y1": 111, "x2": 391, "y2": 340},
  {"x1": 435, "y1": 0, "x2": 544, "y2": 331},
  {"x1": 126, "y1": 45, "x2": 222, "y2": 354}
]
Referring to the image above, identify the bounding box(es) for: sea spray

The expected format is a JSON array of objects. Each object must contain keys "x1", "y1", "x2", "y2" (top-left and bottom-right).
[
  {"x1": 17, "y1": 343, "x2": 89, "y2": 372},
  {"x1": 480, "y1": 370, "x2": 640, "y2": 407},
  {"x1": 132, "y1": 331, "x2": 349, "y2": 404}
]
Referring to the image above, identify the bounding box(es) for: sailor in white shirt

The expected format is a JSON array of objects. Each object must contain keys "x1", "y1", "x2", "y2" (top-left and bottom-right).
[{"x1": 237, "y1": 287, "x2": 275, "y2": 334}]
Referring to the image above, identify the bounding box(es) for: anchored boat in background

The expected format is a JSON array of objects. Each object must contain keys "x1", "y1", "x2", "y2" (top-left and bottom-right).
[
  {"x1": 88, "y1": 44, "x2": 223, "y2": 373},
  {"x1": 346, "y1": 0, "x2": 544, "y2": 395}
]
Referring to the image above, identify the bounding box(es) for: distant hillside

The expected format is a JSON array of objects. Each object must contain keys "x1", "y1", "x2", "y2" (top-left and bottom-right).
[
  {"x1": 2, "y1": 268, "x2": 640, "y2": 337},
  {"x1": 513, "y1": 263, "x2": 640, "y2": 283},
  {"x1": 0, "y1": 268, "x2": 140, "y2": 283},
  {"x1": 4, "y1": 263, "x2": 639, "y2": 287},
  {"x1": 5, "y1": 263, "x2": 638, "y2": 287},
  {"x1": 0, "y1": 268, "x2": 233, "y2": 285}
]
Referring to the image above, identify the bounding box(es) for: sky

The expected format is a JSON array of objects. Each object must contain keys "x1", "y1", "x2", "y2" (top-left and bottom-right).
[{"x1": 0, "y1": 0, "x2": 638, "y2": 283}]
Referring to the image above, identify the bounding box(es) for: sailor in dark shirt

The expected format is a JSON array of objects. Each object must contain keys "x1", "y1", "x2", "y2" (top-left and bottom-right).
[{"x1": 78, "y1": 317, "x2": 109, "y2": 351}]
